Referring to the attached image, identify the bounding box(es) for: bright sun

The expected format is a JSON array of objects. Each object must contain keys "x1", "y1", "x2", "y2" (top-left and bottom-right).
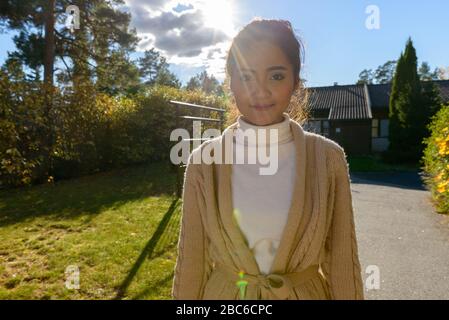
[{"x1": 202, "y1": 0, "x2": 235, "y2": 36}]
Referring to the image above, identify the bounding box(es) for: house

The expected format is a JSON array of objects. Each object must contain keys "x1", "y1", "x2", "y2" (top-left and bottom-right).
[{"x1": 302, "y1": 80, "x2": 449, "y2": 156}]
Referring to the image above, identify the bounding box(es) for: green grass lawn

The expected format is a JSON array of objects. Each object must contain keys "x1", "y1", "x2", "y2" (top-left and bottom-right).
[
  {"x1": 0, "y1": 162, "x2": 181, "y2": 300},
  {"x1": 0, "y1": 153, "x2": 419, "y2": 300},
  {"x1": 347, "y1": 154, "x2": 421, "y2": 172}
]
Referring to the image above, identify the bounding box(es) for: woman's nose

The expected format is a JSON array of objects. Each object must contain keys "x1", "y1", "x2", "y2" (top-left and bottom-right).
[{"x1": 251, "y1": 80, "x2": 271, "y2": 99}]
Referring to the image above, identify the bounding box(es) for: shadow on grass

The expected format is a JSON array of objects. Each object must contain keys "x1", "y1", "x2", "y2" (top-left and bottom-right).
[
  {"x1": 114, "y1": 198, "x2": 180, "y2": 300},
  {"x1": 0, "y1": 162, "x2": 177, "y2": 227},
  {"x1": 131, "y1": 271, "x2": 175, "y2": 300}
]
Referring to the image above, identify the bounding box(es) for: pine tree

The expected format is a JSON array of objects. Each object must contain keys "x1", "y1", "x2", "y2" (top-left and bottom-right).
[
  {"x1": 138, "y1": 48, "x2": 180, "y2": 88},
  {"x1": 1, "y1": 0, "x2": 139, "y2": 94},
  {"x1": 185, "y1": 71, "x2": 223, "y2": 95},
  {"x1": 387, "y1": 37, "x2": 440, "y2": 163}
]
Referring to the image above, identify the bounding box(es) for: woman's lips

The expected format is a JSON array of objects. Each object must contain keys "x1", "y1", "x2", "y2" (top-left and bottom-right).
[{"x1": 252, "y1": 104, "x2": 275, "y2": 110}]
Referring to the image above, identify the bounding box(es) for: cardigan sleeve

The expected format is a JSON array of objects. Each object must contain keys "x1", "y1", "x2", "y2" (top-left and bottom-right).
[
  {"x1": 171, "y1": 155, "x2": 211, "y2": 300},
  {"x1": 321, "y1": 147, "x2": 364, "y2": 300}
]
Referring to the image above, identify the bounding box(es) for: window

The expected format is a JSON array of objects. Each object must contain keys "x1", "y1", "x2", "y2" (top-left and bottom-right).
[
  {"x1": 304, "y1": 120, "x2": 320, "y2": 134},
  {"x1": 313, "y1": 120, "x2": 322, "y2": 133},
  {"x1": 322, "y1": 120, "x2": 330, "y2": 137},
  {"x1": 380, "y1": 119, "x2": 389, "y2": 137},
  {"x1": 304, "y1": 119, "x2": 330, "y2": 137},
  {"x1": 372, "y1": 119, "x2": 379, "y2": 137}
]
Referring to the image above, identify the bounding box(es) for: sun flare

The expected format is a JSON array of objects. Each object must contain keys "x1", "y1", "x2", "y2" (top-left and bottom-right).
[{"x1": 202, "y1": 0, "x2": 235, "y2": 36}]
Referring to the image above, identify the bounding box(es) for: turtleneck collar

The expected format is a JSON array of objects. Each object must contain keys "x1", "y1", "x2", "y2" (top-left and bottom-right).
[{"x1": 234, "y1": 112, "x2": 293, "y2": 147}]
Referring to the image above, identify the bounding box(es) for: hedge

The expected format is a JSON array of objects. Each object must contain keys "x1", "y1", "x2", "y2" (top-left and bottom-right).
[
  {"x1": 422, "y1": 104, "x2": 449, "y2": 214},
  {"x1": 0, "y1": 66, "x2": 228, "y2": 189}
]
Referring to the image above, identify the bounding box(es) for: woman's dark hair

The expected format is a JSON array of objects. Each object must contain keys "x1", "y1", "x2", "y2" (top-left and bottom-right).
[
  {"x1": 224, "y1": 18, "x2": 309, "y2": 125},
  {"x1": 225, "y1": 18, "x2": 305, "y2": 86}
]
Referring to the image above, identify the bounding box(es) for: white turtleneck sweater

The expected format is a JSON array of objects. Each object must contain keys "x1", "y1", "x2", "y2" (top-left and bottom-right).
[{"x1": 231, "y1": 112, "x2": 296, "y2": 274}]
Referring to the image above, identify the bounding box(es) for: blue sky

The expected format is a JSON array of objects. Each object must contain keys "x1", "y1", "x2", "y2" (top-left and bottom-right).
[{"x1": 1, "y1": 0, "x2": 448, "y2": 87}]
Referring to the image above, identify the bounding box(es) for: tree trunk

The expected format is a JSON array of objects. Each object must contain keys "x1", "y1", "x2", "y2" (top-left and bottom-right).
[
  {"x1": 43, "y1": 0, "x2": 55, "y2": 181},
  {"x1": 44, "y1": 0, "x2": 55, "y2": 86}
]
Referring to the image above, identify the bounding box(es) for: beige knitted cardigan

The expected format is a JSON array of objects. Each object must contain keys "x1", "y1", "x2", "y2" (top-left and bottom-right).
[{"x1": 171, "y1": 117, "x2": 364, "y2": 300}]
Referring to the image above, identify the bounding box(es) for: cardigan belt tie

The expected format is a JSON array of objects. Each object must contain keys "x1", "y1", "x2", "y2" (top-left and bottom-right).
[{"x1": 214, "y1": 263, "x2": 321, "y2": 300}]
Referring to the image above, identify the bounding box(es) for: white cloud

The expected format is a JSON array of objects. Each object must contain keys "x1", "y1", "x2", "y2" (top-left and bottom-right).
[{"x1": 123, "y1": 0, "x2": 237, "y2": 82}]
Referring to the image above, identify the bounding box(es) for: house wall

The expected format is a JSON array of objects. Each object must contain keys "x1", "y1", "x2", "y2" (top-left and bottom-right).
[
  {"x1": 371, "y1": 108, "x2": 389, "y2": 118},
  {"x1": 330, "y1": 119, "x2": 371, "y2": 156},
  {"x1": 372, "y1": 137, "x2": 389, "y2": 152}
]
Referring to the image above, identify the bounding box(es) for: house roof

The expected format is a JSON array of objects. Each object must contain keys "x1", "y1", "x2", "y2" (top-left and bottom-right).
[
  {"x1": 367, "y1": 80, "x2": 449, "y2": 108},
  {"x1": 306, "y1": 84, "x2": 372, "y2": 120},
  {"x1": 367, "y1": 83, "x2": 391, "y2": 108},
  {"x1": 306, "y1": 80, "x2": 449, "y2": 120}
]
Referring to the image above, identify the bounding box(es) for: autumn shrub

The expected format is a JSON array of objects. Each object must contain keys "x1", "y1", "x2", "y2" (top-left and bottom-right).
[
  {"x1": 0, "y1": 76, "x2": 228, "y2": 188},
  {"x1": 51, "y1": 81, "x2": 104, "y2": 179},
  {"x1": 422, "y1": 104, "x2": 449, "y2": 214},
  {"x1": 132, "y1": 85, "x2": 227, "y2": 163},
  {"x1": 0, "y1": 63, "x2": 49, "y2": 187}
]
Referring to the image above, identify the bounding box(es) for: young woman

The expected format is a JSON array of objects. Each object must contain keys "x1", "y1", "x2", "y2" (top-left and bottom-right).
[{"x1": 172, "y1": 18, "x2": 364, "y2": 300}]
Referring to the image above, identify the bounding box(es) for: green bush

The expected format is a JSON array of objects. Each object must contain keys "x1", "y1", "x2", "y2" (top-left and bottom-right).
[
  {"x1": 52, "y1": 81, "x2": 105, "y2": 179},
  {"x1": 0, "y1": 71, "x2": 228, "y2": 188},
  {"x1": 131, "y1": 85, "x2": 227, "y2": 163},
  {"x1": 0, "y1": 63, "x2": 49, "y2": 187},
  {"x1": 422, "y1": 104, "x2": 449, "y2": 214}
]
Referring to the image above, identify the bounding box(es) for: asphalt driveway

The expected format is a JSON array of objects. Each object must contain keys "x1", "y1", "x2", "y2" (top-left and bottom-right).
[{"x1": 350, "y1": 171, "x2": 449, "y2": 300}]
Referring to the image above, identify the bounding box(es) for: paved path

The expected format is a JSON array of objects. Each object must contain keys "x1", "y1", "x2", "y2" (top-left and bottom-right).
[{"x1": 350, "y1": 171, "x2": 449, "y2": 300}]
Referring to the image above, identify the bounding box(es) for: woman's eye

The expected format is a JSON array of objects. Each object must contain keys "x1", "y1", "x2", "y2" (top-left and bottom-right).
[
  {"x1": 271, "y1": 73, "x2": 285, "y2": 81},
  {"x1": 239, "y1": 73, "x2": 284, "y2": 81}
]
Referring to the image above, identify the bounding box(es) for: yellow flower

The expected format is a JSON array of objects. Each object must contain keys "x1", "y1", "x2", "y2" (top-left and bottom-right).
[
  {"x1": 436, "y1": 180, "x2": 449, "y2": 193},
  {"x1": 438, "y1": 142, "x2": 449, "y2": 156},
  {"x1": 442, "y1": 127, "x2": 449, "y2": 132},
  {"x1": 434, "y1": 172, "x2": 444, "y2": 182},
  {"x1": 438, "y1": 180, "x2": 449, "y2": 187}
]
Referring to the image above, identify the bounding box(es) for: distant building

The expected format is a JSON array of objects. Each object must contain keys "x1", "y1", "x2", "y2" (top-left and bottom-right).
[{"x1": 303, "y1": 80, "x2": 449, "y2": 155}]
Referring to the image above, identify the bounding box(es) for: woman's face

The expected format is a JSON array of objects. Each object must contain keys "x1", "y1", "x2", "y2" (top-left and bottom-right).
[{"x1": 230, "y1": 41, "x2": 298, "y2": 126}]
